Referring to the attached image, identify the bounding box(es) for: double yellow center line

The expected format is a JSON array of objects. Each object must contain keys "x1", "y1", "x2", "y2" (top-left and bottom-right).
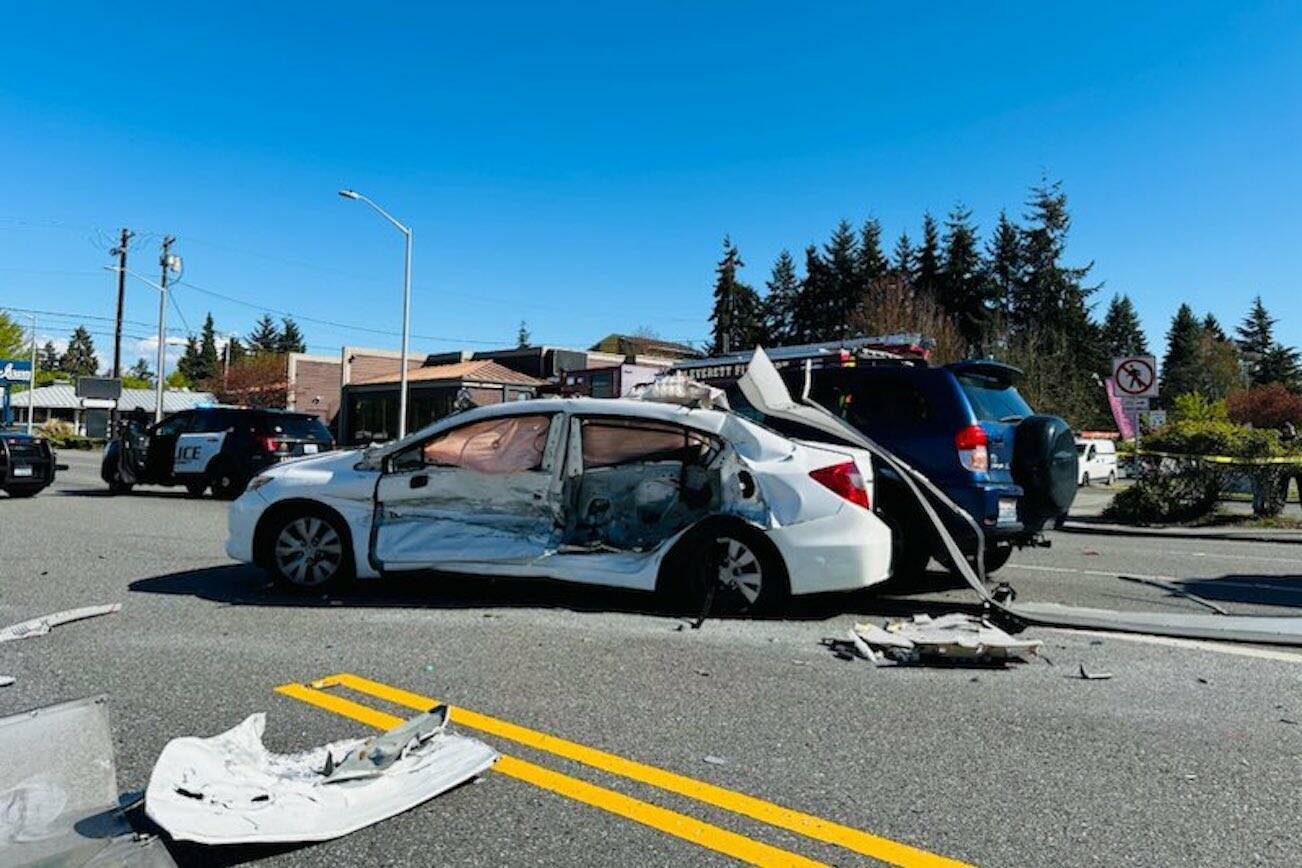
[{"x1": 277, "y1": 673, "x2": 968, "y2": 867}]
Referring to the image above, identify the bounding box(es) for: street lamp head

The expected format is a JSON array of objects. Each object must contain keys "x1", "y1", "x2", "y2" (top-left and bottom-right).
[{"x1": 338, "y1": 189, "x2": 360, "y2": 200}]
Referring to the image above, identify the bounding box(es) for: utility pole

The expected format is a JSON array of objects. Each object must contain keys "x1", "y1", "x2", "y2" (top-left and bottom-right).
[
  {"x1": 110, "y1": 228, "x2": 132, "y2": 435},
  {"x1": 154, "y1": 236, "x2": 175, "y2": 423},
  {"x1": 27, "y1": 313, "x2": 36, "y2": 435}
]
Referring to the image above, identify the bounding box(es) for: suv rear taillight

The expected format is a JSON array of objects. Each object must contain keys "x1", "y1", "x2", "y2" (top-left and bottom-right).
[
  {"x1": 955, "y1": 424, "x2": 989, "y2": 472},
  {"x1": 809, "y1": 461, "x2": 870, "y2": 509},
  {"x1": 256, "y1": 434, "x2": 279, "y2": 453}
]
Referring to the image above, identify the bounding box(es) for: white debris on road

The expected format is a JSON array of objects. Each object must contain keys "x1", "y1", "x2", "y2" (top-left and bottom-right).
[
  {"x1": 145, "y1": 707, "x2": 498, "y2": 845},
  {"x1": 851, "y1": 613, "x2": 1043, "y2": 665},
  {"x1": 0, "y1": 604, "x2": 122, "y2": 644}
]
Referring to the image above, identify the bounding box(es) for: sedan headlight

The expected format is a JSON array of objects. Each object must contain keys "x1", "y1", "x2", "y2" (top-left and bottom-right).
[{"x1": 246, "y1": 474, "x2": 274, "y2": 493}]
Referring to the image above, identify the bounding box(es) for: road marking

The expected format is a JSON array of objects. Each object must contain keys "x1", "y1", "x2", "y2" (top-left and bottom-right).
[
  {"x1": 1048, "y1": 628, "x2": 1302, "y2": 664},
  {"x1": 276, "y1": 682, "x2": 826, "y2": 868},
  {"x1": 305, "y1": 673, "x2": 967, "y2": 868}
]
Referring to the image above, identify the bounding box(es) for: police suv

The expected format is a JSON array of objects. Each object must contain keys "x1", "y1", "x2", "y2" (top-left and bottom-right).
[
  {"x1": 101, "y1": 406, "x2": 333, "y2": 499},
  {"x1": 1, "y1": 430, "x2": 58, "y2": 497}
]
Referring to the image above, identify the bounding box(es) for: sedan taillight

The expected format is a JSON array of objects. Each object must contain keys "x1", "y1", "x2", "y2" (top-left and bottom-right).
[{"x1": 809, "y1": 461, "x2": 870, "y2": 509}]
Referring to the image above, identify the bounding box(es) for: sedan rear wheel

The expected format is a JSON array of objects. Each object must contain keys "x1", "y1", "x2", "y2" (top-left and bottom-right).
[
  {"x1": 269, "y1": 512, "x2": 352, "y2": 592},
  {"x1": 663, "y1": 523, "x2": 788, "y2": 616}
]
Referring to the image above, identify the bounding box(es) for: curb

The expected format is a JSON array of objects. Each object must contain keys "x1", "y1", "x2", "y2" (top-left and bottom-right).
[{"x1": 1058, "y1": 519, "x2": 1302, "y2": 545}]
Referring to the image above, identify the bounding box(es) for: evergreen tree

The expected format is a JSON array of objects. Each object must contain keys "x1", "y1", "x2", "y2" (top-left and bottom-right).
[
  {"x1": 1202, "y1": 313, "x2": 1227, "y2": 341},
  {"x1": 792, "y1": 244, "x2": 830, "y2": 343},
  {"x1": 856, "y1": 218, "x2": 888, "y2": 290},
  {"x1": 127, "y1": 358, "x2": 154, "y2": 383},
  {"x1": 1160, "y1": 304, "x2": 1205, "y2": 404},
  {"x1": 246, "y1": 314, "x2": 281, "y2": 354},
  {"x1": 1235, "y1": 296, "x2": 1297, "y2": 387},
  {"x1": 707, "y1": 236, "x2": 761, "y2": 353},
  {"x1": 984, "y1": 210, "x2": 1021, "y2": 322},
  {"x1": 915, "y1": 213, "x2": 941, "y2": 299},
  {"x1": 516, "y1": 321, "x2": 531, "y2": 347},
  {"x1": 277, "y1": 317, "x2": 306, "y2": 354},
  {"x1": 939, "y1": 204, "x2": 987, "y2": 352},
  {"x1": 1100, "y1": 294, "x2": 1149, "y2": 358},
  {"x1": 823, "y1": 219, "x2": 861, "y2": 339},
  {"x1": 226, "y1": 336, "x2": 247, "y2": 363},
  {"x1": 1196, "y1": 321, "x2": 1244, "y2": 400},
  {"x1": 891, "y1": 232, "x2": 916, "y2": 279},
  {"x1": 177, "y1": 335, "x2": 202, "y2": 382},
  {"x1": 1012, "y1": 179, "x2": 1096, "y2": 345},
  {"x1": 759, "y1": 250, "x2": 800, "y2": 346},
  {"x1": 0, "y1": 312, "x2": 25, "y2": 358},
  {"x1": 38, "y1": 341, "x2": 60, "y2": 371},
  {"x1": 196, "y1": 313, "x2": 220, "y2": 382},
  {"x1": 58, "y1": 326, "x2": 98, "y2": 377}
]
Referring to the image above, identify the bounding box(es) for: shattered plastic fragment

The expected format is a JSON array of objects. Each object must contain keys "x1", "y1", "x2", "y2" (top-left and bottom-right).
[
  {"x1": 1075, "y1": 664, "x2": 1113, "y2": 681},
  {"x1": 851, "y1": 614, "x2": 1042, "y2": 665},
  {"x1": 145, "y1": 707, "x2": 498, "y2": 845},
  {"x1": 0, "y1": 677, "x2": 12, "y2": 688},
  {"x1": 0, "y1": 604, "x2": 121, "y2": 644}
]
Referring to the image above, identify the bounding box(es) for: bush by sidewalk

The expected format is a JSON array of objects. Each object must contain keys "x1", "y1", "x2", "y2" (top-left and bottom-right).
[{"x1": 1103, "y1": 419, "x2": 1295, "y2": 524}]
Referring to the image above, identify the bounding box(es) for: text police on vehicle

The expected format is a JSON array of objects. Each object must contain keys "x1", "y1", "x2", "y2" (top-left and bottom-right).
[{"x1": 101, "y1": 406, "x2": 333, "y2": 500}]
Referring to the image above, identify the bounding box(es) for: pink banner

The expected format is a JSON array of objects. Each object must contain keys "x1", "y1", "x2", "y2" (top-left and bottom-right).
[{"x1": 1105, "y1": 377, "x2": 1136, "y2": 440}]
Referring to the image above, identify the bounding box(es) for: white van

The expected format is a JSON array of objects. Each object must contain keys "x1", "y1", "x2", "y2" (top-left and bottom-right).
[{"x1": 1075, "y1": 438, "x2": 1118, "y2": 486}]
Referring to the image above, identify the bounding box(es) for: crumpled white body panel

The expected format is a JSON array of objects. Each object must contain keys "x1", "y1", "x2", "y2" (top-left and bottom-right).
[
  {"x1": 145, "y1": 713, "x2": 498, "y2": 845},
  {"x1": 853, "y1": 613, "x2": 1043, "y2": 662}
]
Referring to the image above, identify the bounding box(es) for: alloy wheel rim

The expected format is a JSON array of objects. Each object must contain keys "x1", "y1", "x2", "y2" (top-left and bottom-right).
[
  {"x1": 715, "y1": 537, "x2": 762, "y2": 604},
  {"x1": 275, "y1": 517, "x2": 343, "y2": 586}
]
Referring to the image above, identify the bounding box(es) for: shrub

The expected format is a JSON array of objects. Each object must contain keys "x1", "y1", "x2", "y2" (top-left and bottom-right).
[
  {"x1": 1170, "y1": 392, "x2": 1228, "y2": 423},
  {"x1": 36, "y1": 419, "x2": 99, "y2": 450},
  {"x1": 1227, "y1": 383, "x2": 1302, "y2": 430}
]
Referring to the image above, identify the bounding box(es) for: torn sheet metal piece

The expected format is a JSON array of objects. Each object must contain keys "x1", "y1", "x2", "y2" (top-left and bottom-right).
[
  {"x1": 630, "y1": 373, "x2": 730, "y2": 410},
  {"x1": 852, "y1": 614, "x2": 1043, "y2": 665},
  {"x1": 0, "y1": 695, "x2": 175, "y2": 867},
  {"x1": 0, "y1": 603, "x2": 122, "y2": 644},
  {"x1": 145, "y1": 707, "x2": 498, "y2": 845},
  {"x1": 739, "y1": 347, "x2": 1302, "y2": 648}
]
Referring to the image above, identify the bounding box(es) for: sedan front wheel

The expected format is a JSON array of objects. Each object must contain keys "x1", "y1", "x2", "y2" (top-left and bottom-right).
[{"x1": 267, "y1": 509, "x2": 354, "y2": 592}]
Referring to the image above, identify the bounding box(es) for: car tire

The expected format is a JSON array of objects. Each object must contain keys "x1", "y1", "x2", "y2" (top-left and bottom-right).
[
  {"x1": 1106, "y1": 471, "x2": 1117, "y2": 486},
  {"x1": 185, "y1": 479, "x2": 208, "y2": 497},
  {"x1": 984, "y1": 543, "x2": 1014, "y2": 574},
  {"x1": 3, "y1": 487, "x2": 40, "y2": 498},
  {"x1": 661, "y1": 521, "x2": 788, "y2": 615},
  {"x1": 108, "y1": 478, "x2": 133, "y2": 495},
  {"x1": 263, "y1": 506, "x2": 355, "y2": 593},
  {"x1": 209, "y1": 461, "x2": 246, "y2": 501},
  {"x1": 1080, "y1": 472, "x2": 1090, "y2": 487}
]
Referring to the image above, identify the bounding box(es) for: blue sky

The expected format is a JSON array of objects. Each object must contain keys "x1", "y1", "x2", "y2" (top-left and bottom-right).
[{"x1": 1, "y1": 2, "x2": 1299, "y2": 368}]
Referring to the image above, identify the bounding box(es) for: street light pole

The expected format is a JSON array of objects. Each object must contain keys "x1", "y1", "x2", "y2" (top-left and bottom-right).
[
  {"x1": 155, "y1": 237, "x2": 175, "y2": 423},
  {"x1": 339, "y1": 189, "x2": 413, "y2": 440},
  {"x1": 27, "y1": 313, "x2": 36, "y2": 435}
]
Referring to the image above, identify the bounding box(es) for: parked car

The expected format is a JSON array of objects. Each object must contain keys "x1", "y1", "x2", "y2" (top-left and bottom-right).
[
  {"x1": 675, "y1": 343, "x2": 1077, "y2": 577},
  {"x1": 225, "y1": 397, "x2": 892, "y2": 608},
  {"x1": 102, "y1": 407, "x2": 333, "y2": 499},
  {"x1": 0, "y1": 430, "x2": 58, "y2": 497},
  {"x1": 1075, "y1": 438, "x2": 1118, "y2": 486}
]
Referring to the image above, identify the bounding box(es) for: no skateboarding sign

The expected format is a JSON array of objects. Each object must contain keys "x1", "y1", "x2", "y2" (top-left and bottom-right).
[{"x1": 1112, "y1": 356, "x2": 1158, "y2": 399}]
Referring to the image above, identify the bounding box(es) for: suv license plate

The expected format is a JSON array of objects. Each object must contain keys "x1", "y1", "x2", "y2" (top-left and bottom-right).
[
  {"x1": 13, "y1": 465, "x2": 33, "y2": 477},
  {"x1": 997, "y1": 498, "x2": 1017, "y2": 525},
  {"x1": 303, "y1": 444, "x2": 318, "y2": 454}
]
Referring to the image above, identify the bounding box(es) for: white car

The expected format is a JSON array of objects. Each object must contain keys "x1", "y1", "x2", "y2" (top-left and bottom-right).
[
  {"x1": 1075, "y1": 438, "x2": 1118, "y2": 486},
  {"x1": 226, "y1": 397, "x2": 892, "y2": 609}
]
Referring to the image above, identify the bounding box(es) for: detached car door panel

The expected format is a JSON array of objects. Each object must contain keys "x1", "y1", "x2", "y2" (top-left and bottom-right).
[{"x1": 372, "y1": 413, "x2": 564, "y2": 569}]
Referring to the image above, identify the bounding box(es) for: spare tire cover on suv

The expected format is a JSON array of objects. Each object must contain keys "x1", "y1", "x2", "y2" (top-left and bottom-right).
[{"x1": 1012, "y1": 415, "x2": 1077, "y2": 521}]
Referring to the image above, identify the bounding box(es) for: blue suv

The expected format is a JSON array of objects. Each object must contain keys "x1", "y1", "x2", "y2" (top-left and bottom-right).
[{"x1": 677, "y1": 349, "x2": 1077, "y2": 579}]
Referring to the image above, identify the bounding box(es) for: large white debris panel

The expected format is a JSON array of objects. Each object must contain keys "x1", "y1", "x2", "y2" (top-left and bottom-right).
[
  {"x1": 146, "y1": 705, "x2": 498, "y2": 845},
  {"x1": 853, "y1": 613, "x2": 1043, "y2": 664}
]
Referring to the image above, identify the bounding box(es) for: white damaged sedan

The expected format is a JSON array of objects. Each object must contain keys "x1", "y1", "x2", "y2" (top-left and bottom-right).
[{"x1": 226, "y1": 396, "x2": 892, "y2": 609}]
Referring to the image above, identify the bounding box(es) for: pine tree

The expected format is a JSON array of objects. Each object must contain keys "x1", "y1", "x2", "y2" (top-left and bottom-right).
[
  {"x1": 1234, "y1": 296, "x2": 1298, "y2": 386},
  {"x1": 1160, "y1": 304, "x2": 1205, "y2": 404},
  {"x1": 708, "y1": 236, "x2": 761, "y2": 354},
  {"x1": 1197, "y1": 320, "x2": 1244, "y2": 400},
  {"x1": 823, "y1": 219, "x2": 861, "y2": 339},
  {"x1": 1257, "y1": 344, "x2": 1301, "y2": 389},
  {"x1": 984, "y1": 211, "x2": 1021, "y2": 323},
  {"x1": 1235, "y1": 296, "x2": 1275, "y2": 360},
  {"x1": 196, "y1": 313, "x2": 220, "y2": 382},
  {"x1": 59, "y1": 326, "x2": 98, "y2": 377},
  {"x1": 891, "y1": 232, "x2": 916, "y2": 279},
  {"x1": 792, "y1": 245, "x2": 830, "y2": 343},
  {"x1": 127, "y1": 358, "x2": 154, "y2": 383},
  {"x1": 38, "y1": 341, "x2": 60, "y2": 371},
  {"x1": 1013, "y1": 179, "x2": 1096, "y2": 344},
  {"x1": 277, "y1": 317, "x2": 306, "y2": 354},
  {"x1": 915, "y1": 213, "x2": 942, "y2": 299},
  {"x1": 939, "y1": 204, "x2": 987, "y2": 352},
  {"x1": 177, "y1": 335, "x2": 202, "y2": 382},
  {"x1": 0, "y1": 312, "x2": 25, "y2": 358},
  {"x1": 759, "y1": 249, "x2": 800, "y2": 346},
  {"x1": 1100, "y1": 294, "x2": 1149, "y2": 358},
  {"x1": 1202, "y1": 313, "x2": 1227, "y2": 341},
  {"x1": 856, "y1": 218, "x2": 888, "y2": 290},
  {"x1": 517, "y1": 321, "x2": 531, "y2": 347},
  {"x1": 246, "y1": 315, "x2": 281, "y2": 354}
]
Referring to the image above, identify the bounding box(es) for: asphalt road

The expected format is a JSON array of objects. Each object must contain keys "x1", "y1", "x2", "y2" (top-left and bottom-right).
[{"x1": 2, "y1": 450, "x2": 1301, "y2": 866}]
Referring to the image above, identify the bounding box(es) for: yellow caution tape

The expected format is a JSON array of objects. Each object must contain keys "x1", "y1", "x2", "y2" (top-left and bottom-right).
[{"x1": 1133, "y1": 449, "x2": 1302, "y2": 466}]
